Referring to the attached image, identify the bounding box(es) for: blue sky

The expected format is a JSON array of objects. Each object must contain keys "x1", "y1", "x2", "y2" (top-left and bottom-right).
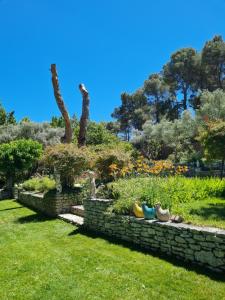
[{"x1": 0, "y1": 0, "x2": 225, "y2": 122}]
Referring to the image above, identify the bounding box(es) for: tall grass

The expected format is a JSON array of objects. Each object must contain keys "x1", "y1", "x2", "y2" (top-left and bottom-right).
[
  {"x1": 22, "y1": 176, "x2": 56, "y2": 193},
  {"x1": 107, "y1": 177, "x2": 225, "y2": 214}
]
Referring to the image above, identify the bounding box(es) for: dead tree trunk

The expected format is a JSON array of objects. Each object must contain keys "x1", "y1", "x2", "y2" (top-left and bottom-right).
[
  {"x1": 78, "y1": 83, "x2": 90, "y2": 147},
  {"x1": 50, "y1": 64, "x2": 72, "y2": 143}
]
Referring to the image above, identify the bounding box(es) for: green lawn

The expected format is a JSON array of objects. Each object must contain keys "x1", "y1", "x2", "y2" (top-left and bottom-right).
[
  {"x1": 0, "y1": 200, "x2": 225, "y2": 300},
  {"x1": 173, "y1": 197, "x2": 225, "y2": 229}
]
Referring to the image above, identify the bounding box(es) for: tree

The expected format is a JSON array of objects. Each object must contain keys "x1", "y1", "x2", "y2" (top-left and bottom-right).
[
  {"x1": 0, "y1": 139, "x2": 43, "y2": 196},
  {"x1": 78, "y1": 84, "x2": 90, "y2": 147},
  {"x1": 0, "y1": 103, "x2": 7, "y2": 125},
  {"x1": 132, "y1": 111, "x2": 198, "y2": 162},
  {"x1": 199, "y1": 121, "x2": 225, "y2": 178},
  {"x1": 197, "y1": 89, "x2": 225, "y2": 122},
  {"x1": 163, "y1": 48, "x2": 200, "y2": 110},
  {"x1": 50, "y1": 116, "x2": 65, "y2": 128},
  {"x1": 0, "y1": 103, "x2": 16, "y2": 125},
  {"x1": 112, "y1": 90, "x2": 149, "y2": 140},
  {"x1": 105, "y1": 121, "x2": 120, "y2": 135},
  {"x1": 6, "y1": 111, "x2": 16, "y2": 125},
  {"x1": 144, "y1": 73, "x2": 178, "y2": 122},
  {"x1": 50, "y1": 64, "x2": 72, "y2": 143},
  {"x1": 131, "y1": 89, "x2": 150, "y2": 129},
  {"x1": 112, "y1": 93, "x2": 133, "y2": 141},
  {"x1": 201, "y1": 35, "x2": 225, "y2": 91}
]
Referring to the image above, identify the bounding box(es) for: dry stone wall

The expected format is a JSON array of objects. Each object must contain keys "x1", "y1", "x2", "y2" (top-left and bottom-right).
[
  {"x1": 17, "y1": 189, "x2": 81, "y2": 217},
  {"x1": 83, "y1": 198, "x2": 225, "y2": 273}
]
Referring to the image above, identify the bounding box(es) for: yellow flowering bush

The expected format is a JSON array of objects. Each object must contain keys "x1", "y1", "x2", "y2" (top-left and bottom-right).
[{"x1": 107, "y1": 156, "x2": 188, "y2": 180}]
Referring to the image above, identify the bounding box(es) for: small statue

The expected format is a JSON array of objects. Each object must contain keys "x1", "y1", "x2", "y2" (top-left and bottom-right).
[
  {"x1": 155, "y1": 203, "x2": 170, "y2": 222},
  {"x1": 54, "y1": 168, "x2": 62, "y2": 193},
  {"x1": 86, "y1": 170, "x2": 96, "y2": 199},
  {"x1": 133, "y1": 202, "x2": 144, "y2": 218}
]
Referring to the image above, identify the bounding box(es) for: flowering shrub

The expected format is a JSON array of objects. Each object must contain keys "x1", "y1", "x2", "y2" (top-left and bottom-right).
[
  {"x1": 95, "y1": 148, "x2": 132, "y2": 182},
  {"x1": 107, "y1": 156, "x2": 188, "y2": 180}
]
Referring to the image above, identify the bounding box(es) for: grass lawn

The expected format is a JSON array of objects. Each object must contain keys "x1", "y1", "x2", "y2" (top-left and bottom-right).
[
  {"x1": 173, "y1": 197, "x2": 225, "y2": 229},
  {"x1": 1, "y1": 200, "x2": 225, "y2": 300}
]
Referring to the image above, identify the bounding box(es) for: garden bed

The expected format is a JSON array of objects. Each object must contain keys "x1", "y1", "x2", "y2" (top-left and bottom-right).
[{"x1": 106, "y1": 177, "x2": 225, "y2": 229}]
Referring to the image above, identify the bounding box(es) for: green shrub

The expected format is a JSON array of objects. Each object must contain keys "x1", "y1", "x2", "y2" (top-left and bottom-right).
[
  {"x1": 0, "y1": 139, "x2": 43, "y2": 192},
  {"x1": 22, "y1": 177, "x2": 56, "y2": 193},
  {"x1": 42, "y1": 144, "x2": 92, "y2": 188},
  {"x1": 95, "y1": 147, "x2": 132, "y2": 182},
  {"x1": 107, "y1": 177, "x2": 225, "y2": 215}
]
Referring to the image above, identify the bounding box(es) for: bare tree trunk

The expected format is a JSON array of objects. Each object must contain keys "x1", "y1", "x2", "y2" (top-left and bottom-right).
[
  {"x1": 50, "y1": 64, "x2": 72, "y2": 143},
  {"x1": 6, "y1": 176, "x2": 14, "y2": 198},
  {"x1": 78, "y1": 84, "x2": 90, "y2": 147}
]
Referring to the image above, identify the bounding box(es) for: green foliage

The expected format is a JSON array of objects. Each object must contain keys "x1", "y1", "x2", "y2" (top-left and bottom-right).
[
  {"x1": 42, "y1": 144, "x2": 92, "y2": 188},
  {"x1": 50, "y1": 115, "x2": 79, "y2": 129},
  {"x1": 132, "y1": 111, "x2": 198, "y2": 162},
  {"x1": 112, "y1": 35, "x2": 225, "y2": 140},
  {"x1": 108, "y1": 177, "x2": 225, "y2": 215},
  {"x1": 0, "y1": 103, "x2": 16, "y2": 125},
  {"x1": 0, "y1": 139, "x2": 43, "y2": 183},
  {"x1": 200, "y1": 121, "x2": 225, "y2": 161},
  {"x1": 20, "y1": 117, "x2": 31, "y2": 123},
  {"x1": 22, "y1": 176, "x2": 56, "y2": 193},
  {"x1": 112, "y1": 90, "x2": 149, "y2": 140},
  {"x1": 197, "y1": 89, "x2": 225, "y2": 122},
  {"x1": 95, "y1": 146, "x2": 132, "y2": 182},
  {"x1": 163, "y1": 48, "x2": 200, "y2": 110},
  {"x1": 0, "y1": 122, "x2": 64, "y2": 146},
  {"x1": 86, "y1": 122, "x2": 119, "y2": 145},
  {"x1": 144, "y1": 73, "x2": 178, "y2": 122},
  {"x1": 201, "y1": 35, "x2": 225, "y2": 91},
  {"x1": 105, "y1": 121, "x2": 120, "y2": 135}
]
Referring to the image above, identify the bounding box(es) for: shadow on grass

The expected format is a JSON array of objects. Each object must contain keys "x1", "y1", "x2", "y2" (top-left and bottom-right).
[
  {"x1": 190, "y1": 203, "x2": 225, "y2": 220},
  {"x1": 0, "y1": 206, "x2": 23, "y2": 212},
  {"x1": 15, "y1": 213, "x2": 55, "y2": 224},
  {"x1": 69, "y1": 226, "x2": 225, "y2": 282}
]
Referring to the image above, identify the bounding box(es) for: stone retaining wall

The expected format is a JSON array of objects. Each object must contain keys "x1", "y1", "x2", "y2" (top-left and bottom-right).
[
  {"x1": 17, "y1": 189, "x2": 81, "y2": 217},
  {"x1": 83, "y1": 198, "x2": 225, "y2": 273}
]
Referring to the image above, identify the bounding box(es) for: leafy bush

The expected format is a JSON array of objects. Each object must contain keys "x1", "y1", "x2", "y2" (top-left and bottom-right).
[
  {"x1": 86, "y1": 122, "x2": 119, "y2": 145},
  {"x1": 95, "y1": 147, "x2": 132, "y2": 182},
  {"x1": 22, "y1": 177, "x2": 56, "y2": 193},
  {"x1": 0, "y1": 122, "x2": 64, "y2": 146},
  {"x1": 42, "y1": 144, "x2": 92, "y2": 188},
  {"x1": 0, "y1": 139, "x2": 43, "y2": 192},
  {"x1": 107, "y1": 177, "x2": 225, "y2": 215}
]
